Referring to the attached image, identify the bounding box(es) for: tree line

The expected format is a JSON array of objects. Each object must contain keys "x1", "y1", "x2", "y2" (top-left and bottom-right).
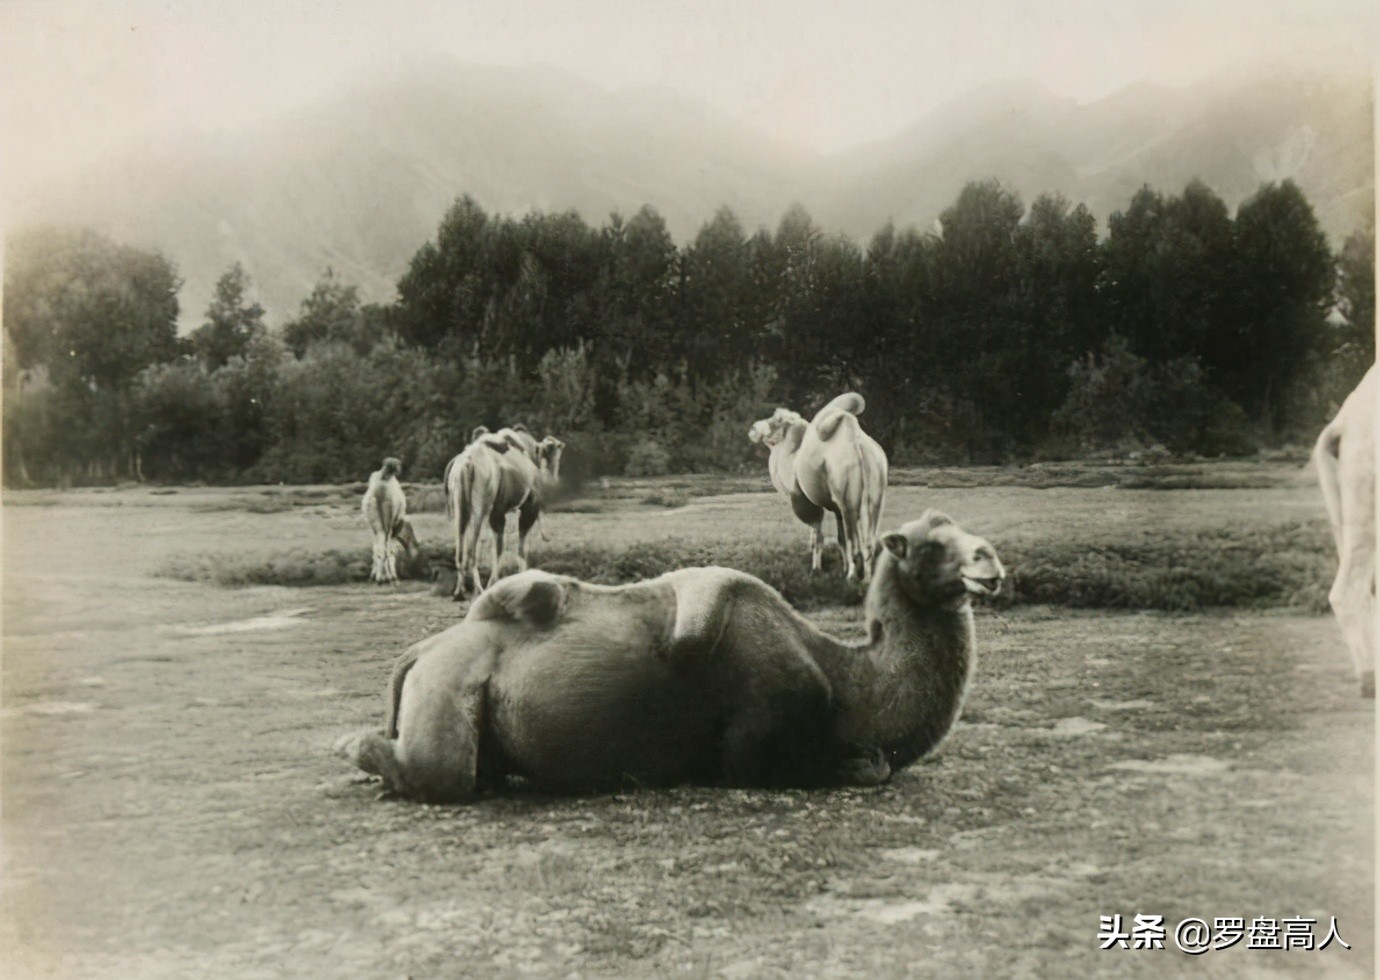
[{"x1": 3, "y1": 178, "x2": 1373, "y2": 487}]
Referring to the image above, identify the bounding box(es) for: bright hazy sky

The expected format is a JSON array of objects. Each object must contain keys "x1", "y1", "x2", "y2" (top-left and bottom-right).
[{"x1": 1, "y1": 0, "x2": 1373, "y2": 205}]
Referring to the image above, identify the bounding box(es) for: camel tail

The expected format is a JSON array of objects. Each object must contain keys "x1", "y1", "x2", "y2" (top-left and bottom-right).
[
  {"x1": 853, "y1": 435, "x2": 877, "y2": 559},
  {"x1": 442, "y1": 456, "x2": 458, "y2": 520},
  {"x1": 1313, "y1": 421, "x2": 1345, "y2": 552}
]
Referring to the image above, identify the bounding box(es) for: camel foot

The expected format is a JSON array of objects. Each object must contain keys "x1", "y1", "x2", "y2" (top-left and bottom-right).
[
  {"x1": 1361, "y1": 671, "x2": 1375, "y2": 699},
  {"x1": 333, "y1": 729, "x2": 385, "y2": 761},
  {"x1": 839, "y1": 748, "x2": 891, "y2": 787}
]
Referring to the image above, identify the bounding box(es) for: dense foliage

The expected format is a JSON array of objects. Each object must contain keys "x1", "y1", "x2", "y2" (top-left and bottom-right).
[{"x1": 4, "y1": 178, "x2": 1373, "y2": 486}]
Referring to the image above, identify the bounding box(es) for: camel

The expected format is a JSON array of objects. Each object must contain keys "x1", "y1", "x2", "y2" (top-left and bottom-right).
[
  {"x1": 749, "y1": 392, "x2": 888, "y2": 581},
  {"x1": 335, "y1": 509, "x2": 1004, "y2": 803},
  {"x1": 443, "y1": 428, "x2": 565, "y2": 600},
  {"x1": 362, "y1": 457, "x2": 417, "y2": 584},
  {"x1": 1313, "y1": 363, "x2": 1378, "y2": 697}
]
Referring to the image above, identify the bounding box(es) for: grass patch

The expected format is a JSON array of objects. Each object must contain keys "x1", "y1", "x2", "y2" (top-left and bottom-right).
[
  {"x1": 889, "y1": 460, "x2": 1302, "y2": 491},
  {"x1": 158, "y1": 518, "x2": 1336, "y2": 614},
  {"x1": 1004, "y1": 520, "x2": 1333, "y2": 612}
]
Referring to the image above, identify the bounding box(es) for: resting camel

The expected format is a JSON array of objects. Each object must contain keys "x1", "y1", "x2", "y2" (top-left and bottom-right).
[
  {"x1": 335, "y1": 509, "x2": 1004, "y2": 802},
  {"x1": 749, "y1": 392, "x2": 889, "y2": 581},
  {"x1": 1313, "y1": 363, "x2": 1378, "y2": 697},
  {"x1": 443, "y1": 428, "x2": 565, "y2": 599},
  {"x1": 362, "y1": 457, "x2": 417, "y2": 584}
]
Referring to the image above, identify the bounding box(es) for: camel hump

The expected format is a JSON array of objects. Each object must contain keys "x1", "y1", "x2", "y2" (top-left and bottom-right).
[
  {"x1": 480, "y1": 435, "x2": 512, "y2": 454},
  {"x1": 813, "y1": 392, "x2": 865, "y2": 425},
  {"x1": 468, "y1": 570, "x2": 568, "y2": 628},
  {"x1": 666, "y1": 567, "x2": 756, "y2": 656},
  {"x1": 814, "y1": 408, "x2": 859, "y2": 441}
]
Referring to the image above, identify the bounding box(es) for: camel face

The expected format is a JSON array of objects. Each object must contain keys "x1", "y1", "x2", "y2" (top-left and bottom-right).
[
  {"x1": 748, "y1": 408, "x2": 803, "y2": 447},
  {"x1": 882, "y1": 510, "x2": 1005, "y2": 605},
  {"x1": 536, "y1": 436, "x2": 565, "y2": 481}
]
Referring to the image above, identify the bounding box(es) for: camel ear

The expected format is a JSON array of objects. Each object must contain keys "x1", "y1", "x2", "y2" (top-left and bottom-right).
[
  {"x1": 883, "y1": 533, "x2": 908, "y2": 560},
  {"x1": 918, "y1": 510, "x2": 954, "y2": 532}
]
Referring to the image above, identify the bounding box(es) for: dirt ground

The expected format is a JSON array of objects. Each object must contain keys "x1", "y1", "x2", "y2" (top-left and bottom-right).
[{"x1": 1, "y1": 482, "x2": 1374, "y2": 978}]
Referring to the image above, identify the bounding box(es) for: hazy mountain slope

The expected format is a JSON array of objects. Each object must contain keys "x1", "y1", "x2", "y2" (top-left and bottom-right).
[
  {"x1": 9, "y1": 61, "x2": 1372, "y2": 327},
  {"x1": 10, "y1": 62, "x2": 816, "y2": 325},
  {"x1": 819, "y1": 68, "x2": 1373, "y2": 241}
]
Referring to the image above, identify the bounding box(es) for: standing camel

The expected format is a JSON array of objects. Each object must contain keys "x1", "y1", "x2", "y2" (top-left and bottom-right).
[
  {"x1": 335, "y1": 510, "x2": 1005, "y2": 802},
  {"x1": 749, "y1": 392, "x2": 888, "y2": 581},
  {"x1": 443, "y1": 429, "x2": 564, "y2": 600},
  {"x1": 362, "y1": 457, "x2": 417, "y2": 584},
  {"x1": 1313, "y1": 363, "x2": 1377, "y2": 697}
]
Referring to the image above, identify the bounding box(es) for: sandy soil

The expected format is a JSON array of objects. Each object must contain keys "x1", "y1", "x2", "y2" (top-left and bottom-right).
[{"x1": 1, "y1": 484, "x2": 1372, "y2": 978}]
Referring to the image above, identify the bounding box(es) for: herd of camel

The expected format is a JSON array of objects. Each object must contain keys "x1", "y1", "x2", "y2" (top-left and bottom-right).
[{"x1": 341, "y1": 369, "x2": 1377, "y2": 804}]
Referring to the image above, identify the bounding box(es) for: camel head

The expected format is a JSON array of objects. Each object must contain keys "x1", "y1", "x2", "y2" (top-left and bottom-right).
[
  {"x1": 380, "y1": 457, "x2": 403, "y2": 479},
  {"x1": 394, "y1": 517, "x2": 420, "y2": 557},
  {"x1": 879, "y1": 510, "x2": 1005, "y2": 606},
  {"x1": 536, "y1": 436, "x2": 565, "y2": 481},
  {"x1": 748, "y1": 408, "x2": 806, "y2": 448}
]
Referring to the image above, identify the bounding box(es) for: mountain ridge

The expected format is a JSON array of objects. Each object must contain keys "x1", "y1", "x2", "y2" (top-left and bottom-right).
[{"x1": 8, "y1": 59, "x2": 1371, "y2": 327}]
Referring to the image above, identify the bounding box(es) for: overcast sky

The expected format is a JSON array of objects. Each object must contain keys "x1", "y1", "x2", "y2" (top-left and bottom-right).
[{"x1": 1, "y1": 0, "x2": 1373, "y2": 207}]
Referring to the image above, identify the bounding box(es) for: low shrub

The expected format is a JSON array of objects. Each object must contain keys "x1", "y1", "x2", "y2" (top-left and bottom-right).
[{"x1": 159, "y1": 519, "x2": 1335, "y2": 615}]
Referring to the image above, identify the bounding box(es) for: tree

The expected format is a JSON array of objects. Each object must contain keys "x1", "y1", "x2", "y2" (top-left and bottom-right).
[
  {"x1": 190, "y1": 262, "x2": 267, "y2": 370},
  {"x1": 1336, "y1": 226, "x2": 1375, "y2": 362},
  {"x1": 1227, "y1": 180, "x2": 1333, "y2": 432},
  {"x1": 1100, "y1": 180, "x2": 1235, "y2": 367},
  {"x1": 3, "y1": 227, "x2": 181, "y2": 483},
  {"x1": 281, "y1": 268, "x2": 386, "y2": 357},
  {"x1": 678, "y1": 206, "x2": 754, "y2": 382},
  {"x1": 393, "y1": 196, "x2": 492, "y2": 352}
]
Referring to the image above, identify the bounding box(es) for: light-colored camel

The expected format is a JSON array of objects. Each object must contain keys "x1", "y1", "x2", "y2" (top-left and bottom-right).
[
  {"x1": 1313, "y1": 362, "x2": 1378, "y2": 697},
  {"x1": 749, "y1": 392, "x2": 888, "y2": 581},
  {"x1": 443, "y1": 429, "x2": 565, "y2": 600},
  {"x1": 362, "y1": 457, "x2": 417, "y2": 584},
  {"x1": 335, "y1": 510, "x2": 1004, "y2": 802}
]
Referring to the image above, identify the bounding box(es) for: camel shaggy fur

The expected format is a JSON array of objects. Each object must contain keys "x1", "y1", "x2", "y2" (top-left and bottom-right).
[
  {"x1": 335, "y1": 510, "x2": 1003, "y2": 803},
  {"x1": 362, "y1": 458, "x2": 416, "y2": 584},
  {"x1": 443, "y1": 429, "x2": 565, "y2": 599},
  {"x1": 1313, "y1": 363, "x2": 1378, "y2": 697},
  {"x1": 749, "y1": 392, "x2": 888, "y2": 581}
]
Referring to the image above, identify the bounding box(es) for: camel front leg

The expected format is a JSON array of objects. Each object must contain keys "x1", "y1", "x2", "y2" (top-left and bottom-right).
[
  {"x1": 370, "y1": 530, "x2": 388, "y2": 584},
  {"x1": 382, "y1": 534, "x2": 399, "y2": 584}
]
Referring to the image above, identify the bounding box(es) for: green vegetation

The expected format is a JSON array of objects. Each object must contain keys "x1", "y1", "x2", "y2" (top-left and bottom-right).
[
  {"x1": 160, "y1": 516, "x2": 1334, "y2": 614},
  {"x1": 5, "y1": 179, "x2": 1372, "y2": 488}
]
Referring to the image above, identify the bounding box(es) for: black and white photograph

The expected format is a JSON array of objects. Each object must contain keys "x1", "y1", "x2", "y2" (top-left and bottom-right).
[{"x1": 1, "y1": 1, "x2": 1375, "y2": 976}]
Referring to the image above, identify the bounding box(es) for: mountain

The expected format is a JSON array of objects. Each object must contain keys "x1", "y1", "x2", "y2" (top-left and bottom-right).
[
  {"x1": 7, "y1": 59, "x2": 1372, "y2": 327},
  {"x1": 816, "y1": 67, "x2": 1373, "y2": 242}
]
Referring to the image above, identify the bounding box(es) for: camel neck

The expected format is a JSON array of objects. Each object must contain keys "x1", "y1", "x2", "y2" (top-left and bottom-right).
[{"x1": 824, "y1": 567, "x2": 976, "y2": 769}]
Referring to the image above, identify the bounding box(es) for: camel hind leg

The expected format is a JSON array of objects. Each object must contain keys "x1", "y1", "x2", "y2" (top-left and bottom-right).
[
  {"x1": 839, "y1": 506, "x2": 864, "y2": 583},
  {"x1": 516, "y1": 496, "x2": 540, "y2": 562},
  {"x1": 337, "y1": 654, "x2": 492, "y2": 803},
  {"x1": 789, "y1": 493, "x2": 826, "y2": 573}
]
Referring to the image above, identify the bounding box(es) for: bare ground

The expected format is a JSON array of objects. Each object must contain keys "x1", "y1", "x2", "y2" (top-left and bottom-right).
[{"x1": 1, "y1": 482, "x2": 1373, "y2": 978}]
